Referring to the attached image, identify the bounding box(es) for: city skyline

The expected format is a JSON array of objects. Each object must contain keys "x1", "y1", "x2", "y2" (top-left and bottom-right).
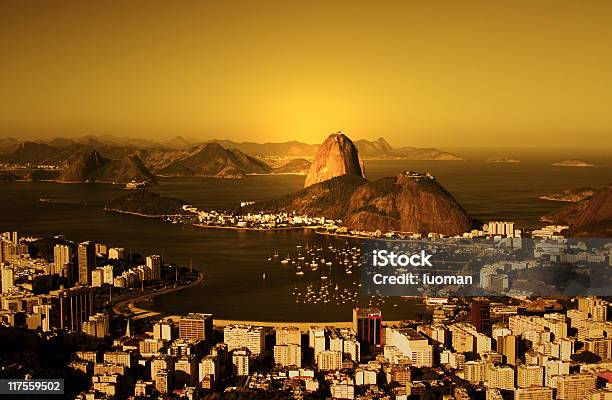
[{"x1": 1, "y1": 1, "x2": 612, "y2": 149}]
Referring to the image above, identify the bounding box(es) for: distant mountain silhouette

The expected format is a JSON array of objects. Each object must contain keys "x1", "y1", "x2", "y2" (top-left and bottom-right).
[
  {"x1": 207, "y1": 139, "x2": 319, "y2": 157},
  {"x1": 156, "y1": 143, "x2": 272, "y2": 178},
  {"x1": 0, "y1": 141, "x2": 60, "y2": 165},
  {"x1": 272, "y1": 158, "x2": 311, "y2": 174},
  {"x1": 0, "y1": 137, "x2": 19, "y2": 152},
  {"x1": 58, "y1": 151, "x2": 155, "y2": 183},
  {"x1": 164, "y1": 136, "x2": 199, "y2": 150},
  {"x1": 353, "y1": 137, "x2": 394, "y2": 158}
]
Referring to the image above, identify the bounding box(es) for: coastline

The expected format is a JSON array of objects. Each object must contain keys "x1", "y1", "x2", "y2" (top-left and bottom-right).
[
  {"x1": 192, "y1": 223, "x2": 318, "y2": 231},
  {"x1": 105, "y1": 208, "x2": 188, "y2": 218},
  {"x1": 112, "y1": 271, "x2": 206, "y2": 318},
  {"x1": 118, "y1": 271, "x2": 411, "y2": 330}
]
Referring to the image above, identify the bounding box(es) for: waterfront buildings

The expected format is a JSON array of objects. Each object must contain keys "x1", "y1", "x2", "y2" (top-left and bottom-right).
[
  {"x1": 352, "y1": 307, "x2": 382, "y2": 352},
  {"x1": 384, "y1": 327, "x2": 433, "y2": 367},
  {"x1": 178, "y1": 313, "x2": 213, "y2": 342},
  {"x1": 224, "y1": 324, "x2": 265, "y2": 356}
]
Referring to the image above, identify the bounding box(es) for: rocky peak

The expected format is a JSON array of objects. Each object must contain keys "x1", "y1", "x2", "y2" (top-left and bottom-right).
[{"x1": 304, "y1": 131, "x2": 366, "y2": 188}]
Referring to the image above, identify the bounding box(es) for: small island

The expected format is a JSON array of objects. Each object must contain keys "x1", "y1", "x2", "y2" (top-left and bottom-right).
[
  {"x1": 552, "y1": 159, "x2": 594, "y2": 167},
  {"x1": 105, "y1": 191, "x2": 191, "y2": 217},
  {"x1": 540, "y1": 187, "x2": 597, "y2": 202},
  {"x1": 487, "y1": 156, "x2": 520, "y2": 163}
]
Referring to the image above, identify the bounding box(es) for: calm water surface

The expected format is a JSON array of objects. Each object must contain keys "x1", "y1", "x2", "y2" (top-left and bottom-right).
[{"x1": 1, "y1": 155, "x2": 610, "y2": 321}]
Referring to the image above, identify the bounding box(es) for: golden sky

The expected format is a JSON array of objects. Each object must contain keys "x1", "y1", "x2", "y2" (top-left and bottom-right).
[{"x1": 1, "y1": 1, "x2": 611, "y2": 148}]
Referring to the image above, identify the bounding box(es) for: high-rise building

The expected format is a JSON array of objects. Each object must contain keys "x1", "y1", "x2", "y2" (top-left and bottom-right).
[
  {"x1": 276, "y1": 326, "x2": 301, "y2": 345},
  {"x1": 102, "y1": 265, "x2": 114, "y2": 285},
  {"x1": 509, "y1": 314, "x2": 568, "y2": 339},
  {"x1": 583, "y1": 337, "x2": 612, "y2": 359},
  {"x1": 51, "y1": 286, "x2": 94, "y2": 331},
  {"x1": 151, "y1": 355, "x2": 175, "y2": 388},
  {"x1": 1, "y1": 264, "x2": 15, "y2": 294},
  {"x1": 94, "y1": 243, "x2": 108, "y2": 257},
  {"x1": 471, "y1": 299, "x2": 492, "y2": 334},
  {"x1": 82, "y1": 312, "x2": 109, "y2": 340},
  {"x1": 309, "y1": 327, "x2": 326, "y2": 358},
  {"x1": 274, "y1": 344, "x2": 301, "y2": 367},
  {"x1": 153, "y1": 369, "x2": 172, "y2": 395},
  {"x1": 77, "y1": 241, "x2": 95, "y2": 286},
  {"x1": 139, "y1": 338, "x2": 165, "y2": 357},
  {"x1": 274, "y1": 326, "x2": 301, "y2": 367},
  {"x1": 316, "y1": 350, "x2": 342, "y2": 371},
  {"x1": 550, "y1": 373, "x2": 595, "y2": 400},
  {"x1": 328, "y1": 327, "x2": 361, "y2": 362},
  {"x1": 146, "y1": 255, "x2": 162, "y2": 280},
  {"x1": 514, "y1": 387, "x2": 553, "y2": 400},
  {"x1": 33, "y1": 304, "x2": 54, "y2": 332},
  {"x1": 108, "y1": 247, "x2": 126, "y2": 260},
  {"x1": 496, "y1": 334, "x2": 518, "y2": 366},
  {"x1": 174, "y1": 355, "x2": 197, "y2": 387},
  {"x1": 353, "y1": 308, "x2": 383, "y2": 352},
  {"x1": 178, "y1": 313, "x2": 213, "y2": 342},
  {"x1": 518, "y1": 364, "x2": 544, "y2": 388},
  {"x1": 232, "y1": 348, "x2": 250, "y2": 376},
  {"x1": 154, "y1": 319, "x2": 176, "y2": 341},
  {"x1": 486, "y1": 221, "x2": 515, "y2": 237},
  {"x1": 544, "y1": 359, "x2": 570, "y2": 387},
  {"x1": 485, "y1": 364, "x2": 515, "y2": 390},
  {"x1": 91, "y1": 268, "x2": 104, "y2": 287},
  {"x1": 464, "y1": 360, "x2": 486, "y2": 384},
  {"x1": 103, "y1": 351, "x2": 133, "y2": 368},
  {"x1": 417, "y1": 323, "x2": 447, "y2": 346},
  {"x1": 199, "y1": 355, "x2": 218, "y2": 384},
  {"x1": 224, "y1": 324, "x2": 265, "y2": 356},
  {"x1": 53, "y1": 244, "x2": 73, "y2": 278},
  {"x1": 551, "y1": 338, "x2": 575, "y2": 361},
  {"x1": 578, "y1": 297, "x2": 608, "y2": 322},
  {"x1": 449, "y1": 324, "x2": 475, "y2": 353},
  {"x1": 384, "y1": 327, "x2": 433, "y2": 367}
]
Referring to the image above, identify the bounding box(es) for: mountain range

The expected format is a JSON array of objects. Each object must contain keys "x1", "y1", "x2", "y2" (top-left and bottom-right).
[
  {"x1": 0, "y1": 134, "x2": 463, "y2": 183},
  {"x1": 0, "y1": 134, "x2": 462, "y2": 160}
]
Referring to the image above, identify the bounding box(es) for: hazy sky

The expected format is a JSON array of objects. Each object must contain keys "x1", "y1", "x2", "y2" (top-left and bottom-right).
[{"x1": 1, "y1": 1, "x2": 611, "y2": 148}]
